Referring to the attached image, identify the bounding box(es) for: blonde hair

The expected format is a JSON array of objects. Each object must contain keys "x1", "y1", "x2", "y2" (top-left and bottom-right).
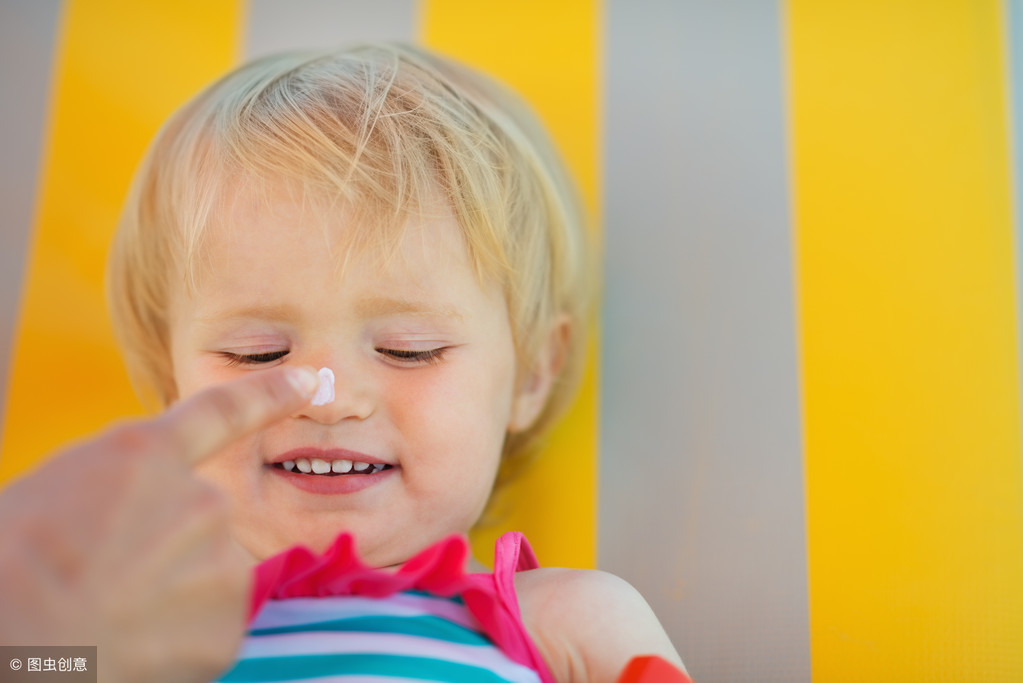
[{"x1": 108, "y1": 42, "x2": 594, "y2": 486}]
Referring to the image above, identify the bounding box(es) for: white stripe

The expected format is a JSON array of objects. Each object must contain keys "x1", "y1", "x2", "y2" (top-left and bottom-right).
[
  {"x1": 221, "y1": 675, "x2": 437, "y2": 683},
  {"x1": 216, "y1": 670, "x2": 454, "y2": 682},
  {"x1": 239, "y1": 631, "x2": 539, "y2": 682},
  {"x1": 253, "y1": 594, "x2": 478, "y2": 632},
  {"x1": 292, "y1": 677, "x2": 436, "y2": 683}
]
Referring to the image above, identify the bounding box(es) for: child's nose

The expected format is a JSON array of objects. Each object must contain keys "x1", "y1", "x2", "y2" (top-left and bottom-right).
[{"x1": 294, "y1": 365, "x2": 374, "y2": 424}]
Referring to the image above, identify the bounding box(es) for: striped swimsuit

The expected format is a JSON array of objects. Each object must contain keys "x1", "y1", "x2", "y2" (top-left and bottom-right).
[{"x1": 215, "y1": 532, "x2": 554, "y2": 682}]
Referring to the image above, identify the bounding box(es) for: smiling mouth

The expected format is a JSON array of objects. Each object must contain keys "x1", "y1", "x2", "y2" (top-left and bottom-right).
[{"x1": 274, "y1": 458, "x2": 392, "y2": 476}]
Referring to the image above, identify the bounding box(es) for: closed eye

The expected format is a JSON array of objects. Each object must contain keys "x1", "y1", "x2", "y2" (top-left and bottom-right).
[
  {"x1": 221, "y1": 350, "x2": 290, "y2": 366},
  {"x1": 377, "y1": 348, "x2": 446, "y2": 364}
]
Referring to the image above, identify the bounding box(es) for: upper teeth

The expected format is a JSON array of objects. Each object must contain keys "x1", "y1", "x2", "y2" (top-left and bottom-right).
[{"x1": 282, "y1": 458, "x2": 385, "y2": 474}]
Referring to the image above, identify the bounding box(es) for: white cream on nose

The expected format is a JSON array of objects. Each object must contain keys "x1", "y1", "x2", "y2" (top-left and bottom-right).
[{"x1": 310, "y1": 367, "x2": 335, "y2": 406}]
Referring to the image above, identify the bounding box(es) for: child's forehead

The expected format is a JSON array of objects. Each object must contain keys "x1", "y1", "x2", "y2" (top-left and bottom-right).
[
  {"x1": 174, "y1": 185, "x2": 505, "y2": 331},
  {"x1": 190, "y1": 175, "x2": 473, "y2": 283},
  {"x1": 206, "y1": 177, "x2": 395, "y2": 252},
  {"x1": 214, "y1": 173, "x2": 450, "y2": 233}
]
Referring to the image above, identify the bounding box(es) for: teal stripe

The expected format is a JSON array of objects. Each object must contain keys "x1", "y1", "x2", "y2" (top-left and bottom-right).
[
  {"x1": 402, "y1": 589, "x2": 466, "y2": 605},
  {"x1": 249, "y1": 615, "x2": 489, "y2": 646},
  {"x1": 219, "y1": 653, "x2": 513, "y2": 682}
]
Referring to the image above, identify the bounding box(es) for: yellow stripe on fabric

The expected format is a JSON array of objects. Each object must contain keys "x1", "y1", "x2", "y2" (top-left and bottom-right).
[
  {"x1": 788, "y1": 2, "x2": 1023, "y2": 680},
  {"x1": 0, "y1": 0, "x2": 242, "y2": 485},
  {"x1": 420, "y1": 0, "x2": 601, "y2": 570}
]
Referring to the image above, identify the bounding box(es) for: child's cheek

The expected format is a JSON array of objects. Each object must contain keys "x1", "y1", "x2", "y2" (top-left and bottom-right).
[
  {"x1": 384, "y1": 367, "x2": 474, "y2": 444},
  {"x1": 385, "y1": 359, "x2": 508, "y2": 436},
  {"x1": 385, "y1": 368, "x2": 444, "y2": 414}
]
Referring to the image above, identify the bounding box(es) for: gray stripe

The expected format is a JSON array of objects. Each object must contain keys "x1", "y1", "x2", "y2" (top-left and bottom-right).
[
  {"x1": 599, "y1": 2, "x2": 809, "y2": 681},
  {"x1": 0, "y1": 0, "x2": 62, "y2": 427},
  {"x1": 243, "y1": 0, "x2": 417, "y2": 59}
]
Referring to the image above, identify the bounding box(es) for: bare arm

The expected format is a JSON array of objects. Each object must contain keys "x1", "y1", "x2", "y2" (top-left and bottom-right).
[{"x1": 517, "y1": 567, "x2": 686, "y2": 683}]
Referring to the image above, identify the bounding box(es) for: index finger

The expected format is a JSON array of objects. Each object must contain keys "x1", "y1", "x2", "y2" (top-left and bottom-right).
[{"x1": 154, "y1": 366, "x2": 320, "y2": 466}]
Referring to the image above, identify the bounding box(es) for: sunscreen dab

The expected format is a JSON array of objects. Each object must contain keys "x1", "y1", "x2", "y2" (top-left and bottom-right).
[{"x1": 311, "y1": 367, "x2": 335, "y2": 406}]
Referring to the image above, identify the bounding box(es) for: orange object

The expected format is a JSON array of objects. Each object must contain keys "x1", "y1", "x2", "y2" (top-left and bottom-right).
[{"x1": 617, "y1": 655, "x2": 692, "y2": 683}]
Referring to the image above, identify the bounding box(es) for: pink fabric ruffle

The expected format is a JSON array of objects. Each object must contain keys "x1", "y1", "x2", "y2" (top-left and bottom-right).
[{"x1": 249, "y1": 531, "x2": 554, "y2": 683}]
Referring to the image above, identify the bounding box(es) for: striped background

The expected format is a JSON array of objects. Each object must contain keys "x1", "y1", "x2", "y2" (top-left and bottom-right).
[{"x1": 2, "y1": 1, "x2": 1022, "y2": 681}]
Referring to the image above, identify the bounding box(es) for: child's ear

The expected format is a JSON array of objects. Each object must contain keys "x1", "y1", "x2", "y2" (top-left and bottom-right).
[{"x1": 508, "y1": 314, "x2": 572, "y2": 433}]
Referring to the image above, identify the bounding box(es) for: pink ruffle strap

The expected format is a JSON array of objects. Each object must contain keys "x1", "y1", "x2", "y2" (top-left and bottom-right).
[
  {"x1": 249, "y1": 531, "x2": 555, "y2": 683},
  {"x1": 463, "y1": 532, "x2": 553, "y2": 683}
]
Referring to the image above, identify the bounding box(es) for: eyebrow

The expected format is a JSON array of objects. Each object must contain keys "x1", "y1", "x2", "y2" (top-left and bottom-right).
[
  {"x1": 197, "y1": 298, "x2": 465, "y2": 325},
  {"x1": 354, "y1": 296, "x2": 465, "y2": 321},
  {"x1": 196, "y1": 304, "x2": 300, "y2": 325}
]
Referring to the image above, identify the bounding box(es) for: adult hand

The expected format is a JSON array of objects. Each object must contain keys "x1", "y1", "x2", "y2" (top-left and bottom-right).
[{"x1": 0, "y1": 366, "x2": 320, "y2": 682}]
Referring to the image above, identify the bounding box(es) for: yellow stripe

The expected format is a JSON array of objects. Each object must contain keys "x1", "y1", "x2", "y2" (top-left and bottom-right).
[
  {"x1": 788, "y1": 1, "x2": 1023, "y2": 679},
  {"x1": 0, "y1": 0, "x2": 242, "y2": 485},
  {"x1": 420, "y1": 0, "x2": 601, "y2": 569}
]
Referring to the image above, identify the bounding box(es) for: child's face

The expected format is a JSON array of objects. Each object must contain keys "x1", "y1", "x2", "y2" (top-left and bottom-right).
[{"x1": 169, "y1": 185, "x2": 532, "y2": 567}]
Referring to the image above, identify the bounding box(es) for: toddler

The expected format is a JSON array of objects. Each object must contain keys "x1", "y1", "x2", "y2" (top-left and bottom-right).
[{"x1": 108, "y1": 43, "x2": 685, "y2": 682}]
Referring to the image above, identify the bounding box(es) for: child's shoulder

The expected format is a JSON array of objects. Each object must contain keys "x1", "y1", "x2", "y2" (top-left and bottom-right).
[{"x1": 514, "y1": 566, "x2": 685, "y2": 683}]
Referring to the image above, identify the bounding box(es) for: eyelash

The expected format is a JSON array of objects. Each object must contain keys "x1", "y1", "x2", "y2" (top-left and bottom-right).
[
  {"x1": 377, "y1": 347, "x2": 447, "y2": 365},
  {"x1": 220, "y1": 350, "x2": 289, "y2": 367},
  {"x1": 219, "y1": 348, "x2": 447, "y2": 367}
]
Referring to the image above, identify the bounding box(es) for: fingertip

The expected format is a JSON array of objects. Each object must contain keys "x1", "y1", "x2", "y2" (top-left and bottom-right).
[{"x1": 285, "y1": 365, "x2": 320, "y2": 398}]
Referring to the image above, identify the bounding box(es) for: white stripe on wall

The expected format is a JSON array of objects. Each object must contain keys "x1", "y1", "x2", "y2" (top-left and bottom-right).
[
  {"x1": 243, "y1": 0, "x2": 417, "y2": 59},
  {"x1": 599, "y1": 1, "x2": 809, "y2": 680},
  {"x1": 0, "y1": 0, "x2": 63, "y2": 430}
]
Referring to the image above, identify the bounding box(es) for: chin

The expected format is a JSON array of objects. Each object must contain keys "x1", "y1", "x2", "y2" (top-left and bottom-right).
[{"x1": 232, "y1": 526, "x2": 328, "y2": 561}]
